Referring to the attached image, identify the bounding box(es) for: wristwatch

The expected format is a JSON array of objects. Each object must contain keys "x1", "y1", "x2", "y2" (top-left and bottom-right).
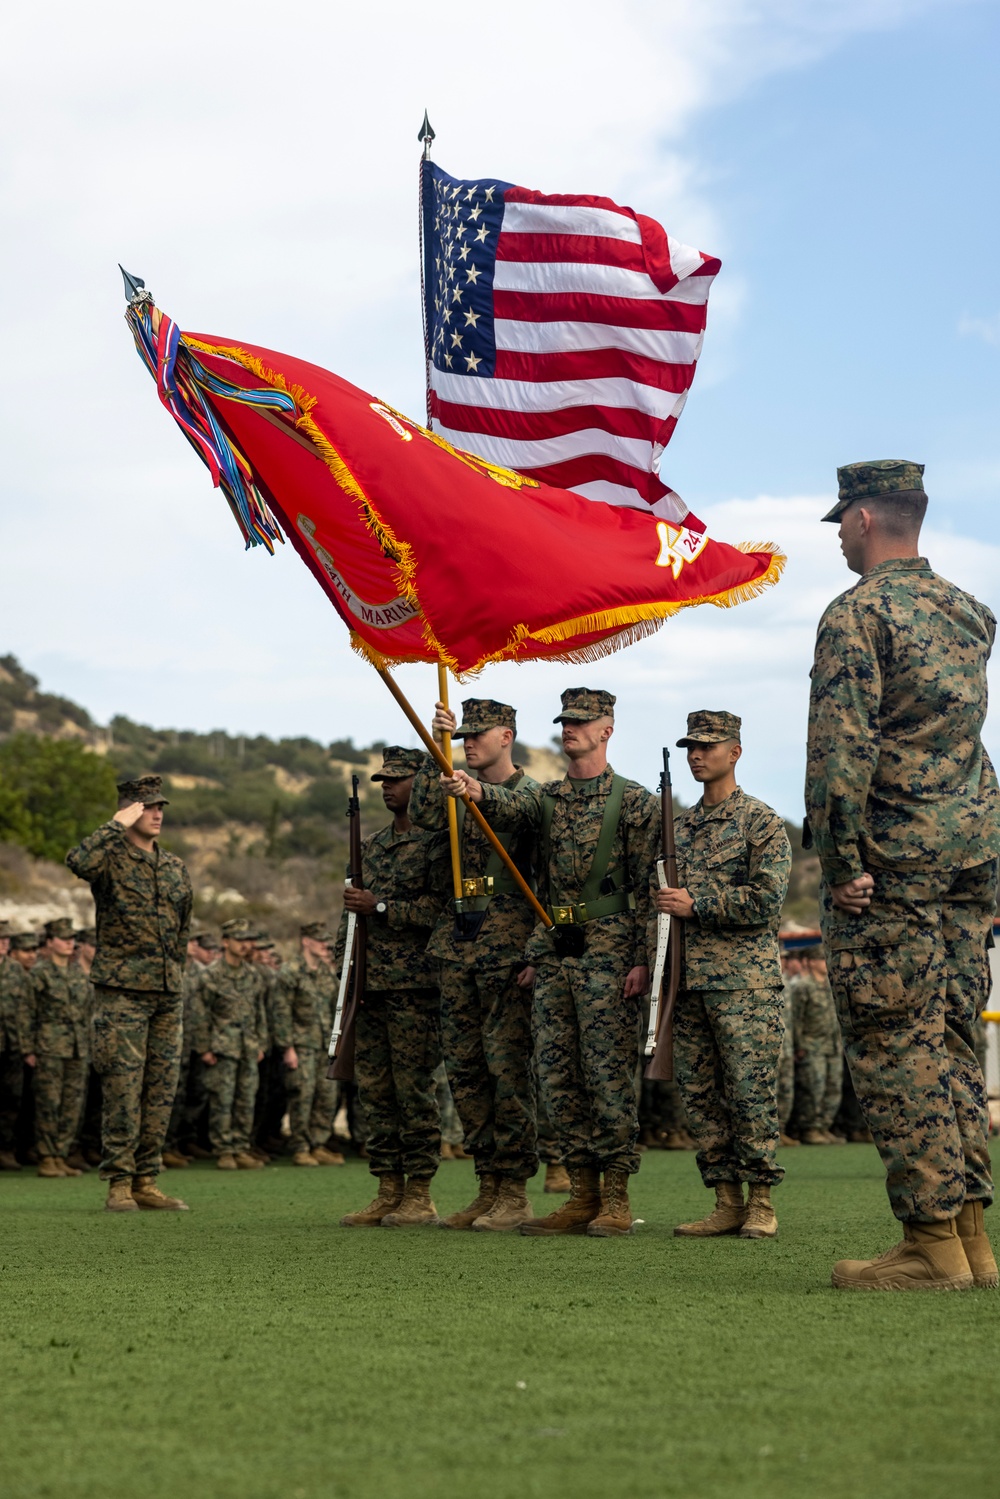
[{"x1": 374, "y1": 900, "x2": 388, "y2": 916}]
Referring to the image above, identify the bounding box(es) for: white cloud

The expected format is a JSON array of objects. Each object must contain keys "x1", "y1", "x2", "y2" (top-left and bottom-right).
[{"x1": 959, "y1": 313, "x2": 1000, "y2": 347}]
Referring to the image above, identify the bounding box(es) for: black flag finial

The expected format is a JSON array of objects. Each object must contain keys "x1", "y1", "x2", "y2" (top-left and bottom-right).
[
  {"x1": 418, "y1": 110, "x2": 435, "y2": 160},
  {"x1": 119, "y1": 265, "x2": 146, "y2": 302}
]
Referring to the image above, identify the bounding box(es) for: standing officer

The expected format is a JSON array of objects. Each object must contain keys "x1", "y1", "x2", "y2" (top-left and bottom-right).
[
  {"x1": 412, "y1": 702, "x2": 540, "y2": 1232},
  {"x1": 30, "y1": 917, "x2": 93, "y2": 1179},
  {"x1": 654, "y1": 712, "x2": 791, "y2": 1239},
  {"x1": 0, "y1": 923, "x2": 29, "y2": 1170},
  {"x1": 445, "y1": 688, "x2": 657, "y2": 1237},
  {"x1": 807, "y1": 460, "x2": 1000, "y2": 1291},
  {"x1": 340, "y1": 748, "x2": 449, "y2": 1228},
  {"x1": 272, "y1": 923, "x2": 342, "y2": 1168},
  {"x1": 196, "y1": 918, "x2": 267, "y2": 1171},
  {"x1": 66, "y1": 775, "x2": 192, "y2": 1213}
]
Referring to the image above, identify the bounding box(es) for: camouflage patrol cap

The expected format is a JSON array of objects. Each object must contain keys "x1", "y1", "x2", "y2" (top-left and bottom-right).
[
  {"x1": 371, "y1": 746, "x2": 424, "y2": 781},
  {"x1": 300, "y1": 921, "x2": 333, "y2": 942},
  {"x1": 677, "y1": 710, "x2": 742, "y2": 747},
  {"x1": 220, "y1": 917, "x2": 257, "y2": 941},
  {"x1": 75, "y1": 927, "x2": 97, "y2": 946},
  {"x1": 822, "y1": 460, "x2": 926, "y2": 523},
  {"x1": 255, "y1": 939, "x2": 276, "y2": 951},
  {"x1": 10, "y1": 932, "x2": 40, "y2": 951},
  {"x1": 453, "y1": 699, "x2": 517, "y2": 737},
  {"x1": 44, "y1": 917, "x2": 76, "y2": 941},
  {"x1": 200, "y1": 933, "x2": 221, "y2": 952},
  {"x1": 553, "y1": 687, "x2": 616, "y2": 724},
  {"x1": 116, "y1": 774, "x2": 169, "y2": 807},
  {"x1": 0, "y1": 920, "x2": 10, "y2": 937}
]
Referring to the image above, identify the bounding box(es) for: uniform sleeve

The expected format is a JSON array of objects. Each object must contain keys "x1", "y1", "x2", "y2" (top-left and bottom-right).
[
  {"x1": 386, "y1": 832, "x2": 451, "y2": 931},
  {"x1": 14, "y1": 972, "x2": 36, "y2": 1056},
  {"x1": 270, "y1": 969, "x2": 293, "y2": 1051},
  {"x1": 193, "y1": 974, "x2": 216, "y2": 1055},
  {"x1": 691, "y1": 813, "x2": 792, "y2": 931},
  {"x1": 476, "y1": 776, "x2": 545, "y2": 832},
  {"x1": 176, "y1": 868, "x2": 193, "y2": 958},
  {"x1": 65, "y1": 820, "x2": 126, "y2": 883},
  {"x1": 408, "y1": 752, "x2": 448, "y2": 832},
  {"x1": 806, "y1": 597, "x2": 883, "y2": 886},
  {"x1": 26, "y1": 969, "x2": 43, "y2": 1053},
  {"x1": 255, "y1": 976, "x2": 269, "y2": 1053}
]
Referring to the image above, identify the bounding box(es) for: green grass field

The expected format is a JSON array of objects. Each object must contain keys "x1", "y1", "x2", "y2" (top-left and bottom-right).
[{"x1": 2, "y1": 1146, "x2": 998, "y2": 1499}]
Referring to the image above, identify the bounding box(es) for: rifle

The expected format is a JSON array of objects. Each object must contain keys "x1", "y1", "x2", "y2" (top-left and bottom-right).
[
  {"x1": 644, "y1": 747, "x2": 683, "y2": 1081},
  {"x1": 327, "y1": 774, "x2": 367, "y2": 1082}
]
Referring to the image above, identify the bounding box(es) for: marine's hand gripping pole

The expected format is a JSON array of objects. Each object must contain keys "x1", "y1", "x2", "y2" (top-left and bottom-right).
[{"x1": 376, "y1": 666, "x2": 551, "y2": 929}]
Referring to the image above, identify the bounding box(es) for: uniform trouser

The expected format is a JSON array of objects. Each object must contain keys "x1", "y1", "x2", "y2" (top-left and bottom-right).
[
  {"x1": 433, "y1": 1060, "x2": 464, "y2": 1147},
  {"x1": 777, "y1": 991, "x2": 795, "y2": 1130},
  {"x1": 821, "y1": 860, "x2": 997, "y2": 1223},
  {"x1": 674, "y1": 988, "x2": 785, "y2": 1187},
  {"x1": 33, "y1": 1055, "x2": 89, "y2": 1160},
  {"x1": 532, "y1": 952, "x2": 641, "y2": 1175},
  {"x1": 284, "y1": 1046, "x2": 339, "y2": 1154},
  {"x1": 255, "y1": 1047, "x2": 288, "y2": 1146},
  {"x1": 356, "y1": 988, "x2": 441, "y2": 1178},
  {"x1": 205, "y1": 1049, "x2": 259, "y2": 1156},
  {"x1": 165, "y1": 1049, "x2": 192, "y2": 1148},
  {"x1": 92, "y1": 988, "x2": 183, "y2": 1183},
  {"x1": 798, "y1": 1033, "x2": 843, "y2": 1131},
  {"x1": 0, "y1": 1044, "x2": 24, "y2": 1152},
  {"x1": 440, "y1": 960, "x2": 538, "y2": 1179}
]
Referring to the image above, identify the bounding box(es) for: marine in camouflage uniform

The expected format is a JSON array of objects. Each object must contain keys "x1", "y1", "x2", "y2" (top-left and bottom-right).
[
  {"x1": 66, "y1": 774, "x2": 192, "y2": 1211},
  {"x1": 807, "y1": 460, "x2": 1000, "y2": 1290},
  {"x1": 457, "y1": 688, "x2": 658, "y2": 1237},
  {"x1": 0, "y1": 926, "x2": 37, "y2": 1169},
  {"x1": 339, "y1": 748, "x2": 450, "y2": 1228},
  {"x1": 792, "y1": 953, "x2": 843, "y2": 1143},
  {"x1": 411, "y1": 702, "x2": 541, "y2": 1229},
  {"x1": 272, "y1": 923, "x2": 341, "y2": 1165},
  {"x1": 656, "y1": 711, "x2": 791, "y2": 1239},
  {"x1": 163, "y1": 937, "x2": 210, "y2": 1164},
  {"x1": 195, "y1": 918, "x2": 267, "y2": 1168},
  {"x1": 777, "y1": 957, "x2": 802, "y2": 1138},
  {"x1": 29, "y1": 919, "x2": 93, "y2": 1176}
]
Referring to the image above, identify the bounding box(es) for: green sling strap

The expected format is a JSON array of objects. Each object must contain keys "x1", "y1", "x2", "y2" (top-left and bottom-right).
[
  {"x1": 540, "y1": 774, "x2": 635, "y2": 925},
  {"x1": 454, "y1": 796, "x2": 525, "y2": 912}
]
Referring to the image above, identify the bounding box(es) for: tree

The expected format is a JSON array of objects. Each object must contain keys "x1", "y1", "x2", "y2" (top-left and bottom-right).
[{"x1": 0, "y1": 736, "x2": 118, "y2": 863}]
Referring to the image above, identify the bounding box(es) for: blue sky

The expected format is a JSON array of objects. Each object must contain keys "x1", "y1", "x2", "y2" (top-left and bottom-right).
[{"x1": 1, "y1": 0, "x2": 997, "y2": 817}]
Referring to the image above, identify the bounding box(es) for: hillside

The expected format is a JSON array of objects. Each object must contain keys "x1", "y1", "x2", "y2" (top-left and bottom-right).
[{"x1": 0, "y1": 654, "x2": 819, "y2": 938}]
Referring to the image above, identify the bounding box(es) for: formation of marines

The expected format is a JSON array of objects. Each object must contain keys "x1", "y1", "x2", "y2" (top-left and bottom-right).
[{"x1": 1, "y1": 459, "x2": 997, "y2": 1291}]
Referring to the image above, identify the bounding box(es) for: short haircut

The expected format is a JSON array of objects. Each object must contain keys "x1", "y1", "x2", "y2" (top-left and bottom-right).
[{"x1": 863, "y1": 490, "x2": 927, "y2": 537}]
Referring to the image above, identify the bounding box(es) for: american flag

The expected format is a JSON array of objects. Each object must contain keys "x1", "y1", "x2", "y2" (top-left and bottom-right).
[{"x1": 421, "y1": 161, "x2": 720, "y2": 525}]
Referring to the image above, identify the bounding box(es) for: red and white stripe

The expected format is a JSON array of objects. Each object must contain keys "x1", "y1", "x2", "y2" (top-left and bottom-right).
[{"x1": 428, "y1": 192, "x2": 720, "y2": 522}]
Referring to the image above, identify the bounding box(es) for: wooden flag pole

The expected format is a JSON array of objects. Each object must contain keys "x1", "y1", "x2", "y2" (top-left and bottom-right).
[
  {"x1": 435, "y1": 660, "x2": 464, "y2": 902},
  {"x1": 375, "y1": 665, "x2": 552, "y2": 928}
]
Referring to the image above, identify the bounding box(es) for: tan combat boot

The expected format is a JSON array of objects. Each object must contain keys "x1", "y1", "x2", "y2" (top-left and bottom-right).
[
  {"x1": 955, "y1": 1201, "x2": 998, "y2": 1289},
  {"x1": 380, "y1": 1176, "x2": 439, "y2": 1227},
  {"x1": 801, "y1": 1128, "x2": 829, "y2": 1145},
  {"x1": 341, "y1": 1173, "x2": 405, "y2": 1227},
  {"x1": 741, "y1": 1184, "x2": 778, "y2": 1239},
  {"x1": 313, "y1": 1145, "x2": 346, "y2": 1166},
  {"x1": 674, "y1": 1182, "x2": 745, "y2": 1237},
  {"x1": 162, "y1": 1150, "x2": 189, "y2": 1169},
  {"x1": 832, "y1": 1219, "x2": 974, "y2": 1291},
  {"x1": 105, "y1": 1180, "x2": 139, "y2": 1213},
  {"x1": 0, "y1": 1149, "x2": 21, "y2": 1171},
  {"x1": 217, "y1": 1153, "x2": 238, "y2": 1170},
  {"x1": 587, "y1": 1168, "x2": 634, "y2": 1237},
  {"x1": 65, "y1": 1152, "x2": 91, "y2": 1173},
  {"x1": 58, "y1": 1158, "x2": 83, "y2": 1177},
  {"x1": 440, "y1": 1173, "x2": 500, "y2": 1230},
  {"x1": 292, "y1": 1149, "x2": 320, "y2": 1167},
  {"x1": 473, "y1": 1177, "x2": 534, "y2": 1232},
  {"x1": 543, "y1": 1163, "x2": 571, "y2": 1194},
  {"x1": 132, "y1": 1175, "x2": 190, "y2": 1211},
  {"x1": 520, "y1": 1166, "x2": 601, "y2": 1236},
  {"x1": 235, "y1": 1152, "x2": 264, "y2": 1170},
  {"x1": 37, "y1": 1156, "x2": 65, "y2": 1178}
]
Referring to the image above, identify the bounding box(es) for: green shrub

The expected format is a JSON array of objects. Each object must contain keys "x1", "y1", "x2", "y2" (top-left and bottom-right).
[{"x1": 0, "y1": 736, "x2": 118, "y2": 862}]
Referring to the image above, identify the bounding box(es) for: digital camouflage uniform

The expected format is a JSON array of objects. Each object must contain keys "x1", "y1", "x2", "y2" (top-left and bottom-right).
[
  {"x1": 271, "y1": 948, "x2": 339, "y2": 1155},
  {"x1": 659, "y1": 720, "x2": 792, "y2": 1188},
  {"x1": 477, "y1": 692, "x2": 658, "y2": 1177},
  {"x1": 792, "y1": 971, "x2": 843, "y2": 1133},
  {"x1": 196, "y1": 938, "x2": 267, "y2": 1158},
  {"x1": 0, "y1": 939, "x2": 36, "y2": 1156},
  {"x1": 30, "y1": 935, "x2": 93, "y2": 1161},
  {"x1": 807, "y1": 462, "x2": 1000, "y2": 1224},
  {"x1": 66, "y1": 780, "x2": 192, "y2": 1184},
  {"x1": 166, "y1": 957, "x2": 207, "y2": 1150},
  {"x1": 777, "y1": 974, "x2": 800, "y2": 1132},
  {"x1": 411, "y1": 709, "x2": 540, "y2": 1182},
  {"x1": 337, "y1": 749, "x2": 450, "y2": 1179}
]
